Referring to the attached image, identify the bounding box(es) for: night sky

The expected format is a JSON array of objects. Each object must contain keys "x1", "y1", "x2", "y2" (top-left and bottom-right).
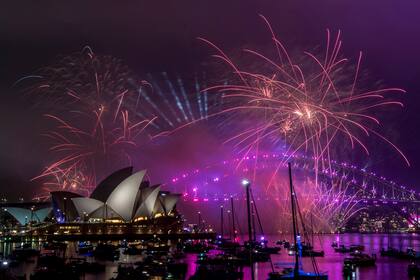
[{"x1": 1, "y1": 0, "x2": 420, "y2": 199}]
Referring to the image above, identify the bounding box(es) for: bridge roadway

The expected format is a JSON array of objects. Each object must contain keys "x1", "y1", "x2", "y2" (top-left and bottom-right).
[
  {"x1": 2, "y1": 196, "x2": 420, "y2": 208},
  {"x1": 179, "y1": 196, "x2": 420, "y2": 205}
]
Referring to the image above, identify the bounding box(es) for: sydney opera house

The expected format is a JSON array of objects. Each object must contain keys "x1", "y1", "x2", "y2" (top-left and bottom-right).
[{"x1": 1, "y1": 168, "x2": 186, "y2": 239}]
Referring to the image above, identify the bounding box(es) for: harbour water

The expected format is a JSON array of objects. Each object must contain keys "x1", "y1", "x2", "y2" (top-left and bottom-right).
[
  {"x1": 2, "y1": 233, "x2": 419, "y2": 279},
  {"x1": 249, "y1": 233, "x2": 420, "y2": 280}
]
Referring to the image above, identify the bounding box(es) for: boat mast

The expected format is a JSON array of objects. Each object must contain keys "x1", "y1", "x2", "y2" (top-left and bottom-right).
[
  {"x1": 244, "y1": 179, "x2": 255, "y2": 280},
  {"x1": 251, "y1": 202, "x2": 257, "y2": 242},
  {"x1": 311, "y1": 213, "x2": 314, "y2": 247},
  {"x1": 220, "y1": 205, "x2": 224, "y2": 238},
  {"x1": 244, "y1": 180, "x2": 253, "y2": 244},
  {"x1": 231, "y1": 197, "x2": 237, "y2": 241},
  {"x1": 288, "y1": 162, "x2": 299, "y2": 278}
]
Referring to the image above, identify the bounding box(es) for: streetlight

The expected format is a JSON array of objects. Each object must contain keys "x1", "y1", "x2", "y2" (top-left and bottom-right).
[
  {"x1": 242, "y1": 178, "x2": 255, "y2": 280},
  {"x1": 242, "y1": 179, "x2": 253, "y2": 243},
  {"x1": 241, "y1": 179, "x2": 250, "y2": 187}
]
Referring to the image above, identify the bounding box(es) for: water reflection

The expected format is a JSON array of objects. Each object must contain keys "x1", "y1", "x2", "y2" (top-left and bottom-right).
[
  {"x1": 237, "y1": 233, "x2": 420, "y2": 280},
  {"x1": 1, "y1": 233, "x2": 419, "y2": 279}
]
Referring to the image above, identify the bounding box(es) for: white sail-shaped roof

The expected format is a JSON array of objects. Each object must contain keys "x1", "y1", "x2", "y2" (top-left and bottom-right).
[
  {"x1": 71, "y1": 197, "x2": 104, "y2": 217},
  {"x1": 134, "y1": 186, "x2": 160, "y2": 218},
  {"x1": 90, "y1": 167, "x2": 133, "y2": 202},
  {"x1": 106, "y1": 170, "x2": 146, "y2": 221},
  {"x1": 161, "y1": 194, "x2": 180, "y2": 214},
  {"x1": 34, "y1": 208, "x2": 52, "y2": 222},
  {"x1": 135, "y1": 204, "x2": 151, "y2": 217},
  {"x1": 4, "y1": 207, "x2": 31, "y2": 225},
  {"x1": 88, "y1": 204, "x2": 120, "y2": 219},
  {"x1": 3, "y1": 207, "x2": 51, "y2": 225},
  {"x1": 89, "y1": 204, "x2": 121, "y2": 219},
  {"x1": 153, "y1": 197, "x2": 164, "y2": 214},
  {"x1": 153, "y1": 193, "x2": 180, "y2": 215}
]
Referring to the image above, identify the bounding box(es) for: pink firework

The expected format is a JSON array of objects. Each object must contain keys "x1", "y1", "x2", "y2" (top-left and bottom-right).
[
  {"x1": 197, "y1": 15, "x2": 409, "y2": 188},
  {"x1": 29, "y1": 47, "x2": 155, "y2": 197}
]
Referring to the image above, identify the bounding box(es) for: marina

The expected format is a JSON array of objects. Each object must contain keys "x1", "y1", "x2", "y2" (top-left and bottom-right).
[{"x1": 1, "y1": 234, "x2": 420, "y2": 279}]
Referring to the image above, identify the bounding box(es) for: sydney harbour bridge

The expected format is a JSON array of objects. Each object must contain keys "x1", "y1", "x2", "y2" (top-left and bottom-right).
[
  {"x1": 168, "y1": 153, "x2": 420, "y2": 232},
  {"x1": 0, "y1": 156, "x2": 416, "y2": 233}
]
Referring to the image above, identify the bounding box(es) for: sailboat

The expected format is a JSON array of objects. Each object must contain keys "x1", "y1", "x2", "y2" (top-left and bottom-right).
[
  {"x1": 269, "y1": 162, "x2": 328, "y2": 280},
  {"x1": 217, "y1": 197, "x2": 241, "y2": 250},
  {"x1": 244, "y1": 187, "x2": 281, "y2": 255}
]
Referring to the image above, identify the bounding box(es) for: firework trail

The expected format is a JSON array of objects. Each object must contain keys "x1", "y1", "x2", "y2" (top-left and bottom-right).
[
  {"x1": 163, "y1": 16, "x2": 410, "y2": 230},
  {"x1": 197, "y1": 15, "x2": 409, "y2": 189},
  {"x1": 168, "y1": 153, "x2": 370, "y2": 232},
  {"x1": 25, "y1": 47, "x2": 155, "y2": 197},
  {"x1": 139, "y1": 72, "x2": 215, "y2": 132},
  {"x1": 21, "y1": 46, "x2": 218, "y2": 198},
  {"x1": 20, "y1": 47, "x2": 148, "y2": 113},
  {"x1": 276, "y1": 172, "x2": 366, "y2": 232},
  {"x1": 255, "y1": 162, "x2": 367, "y2": 232},
  {"x1": 31, "y1": 110, "x2": 155, "y2": 197}
]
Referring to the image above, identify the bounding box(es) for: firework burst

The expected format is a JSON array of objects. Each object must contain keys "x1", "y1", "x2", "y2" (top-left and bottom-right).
[
  {"x1": 20, "y1": 46, "x2": 149, "y2": 112},
  {"x1": 168, "y1": 153, "x2": 368, "y2": 232},
  {"x1": 198, "y1": 15, "x2": 409, "y2": 187},
  {"x1": 27, "y1": 47, "x2": 155, "y2": 197},
  {"x1": 153, "y1": 16, "x2": 411, "y2": 230},
  {"x1": 289, "y1": 174, "x2": 365, "y2": 232}
]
